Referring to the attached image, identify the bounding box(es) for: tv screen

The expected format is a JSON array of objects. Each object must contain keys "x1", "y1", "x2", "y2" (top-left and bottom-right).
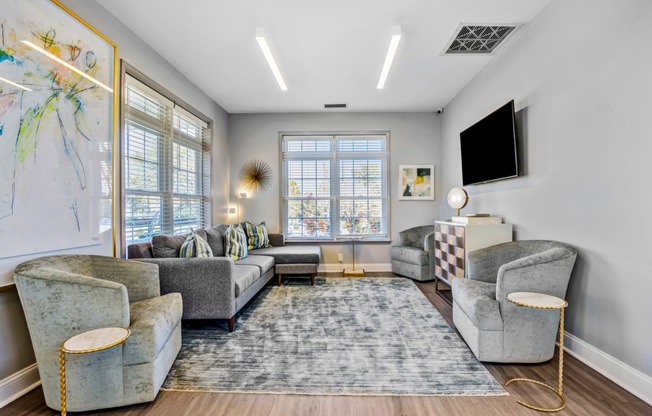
[{"x1": 460, "y1": 100, "x2": 518, "y2": 186}]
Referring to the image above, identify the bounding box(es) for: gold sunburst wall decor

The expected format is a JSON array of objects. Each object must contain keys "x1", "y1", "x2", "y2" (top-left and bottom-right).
[{"x1": 239, "y1": 159, "x2": 273, "y2": 195}]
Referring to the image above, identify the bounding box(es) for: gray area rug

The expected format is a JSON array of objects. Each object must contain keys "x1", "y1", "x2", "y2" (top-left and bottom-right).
[{"x1": 162, "y1": 277, "x2": 507, "y2": 396}]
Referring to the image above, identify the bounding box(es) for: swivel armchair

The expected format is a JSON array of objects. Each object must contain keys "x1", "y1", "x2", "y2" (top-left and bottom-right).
[
  {"x1": 14, "y1": 255, "x2": 182, "y2": 412},
  {"x1": 452, "y1": 240, "x2": 577, "y2": 363},
  {"x1": 390, "y1": 225, "x2": 435, "y2": 281}
]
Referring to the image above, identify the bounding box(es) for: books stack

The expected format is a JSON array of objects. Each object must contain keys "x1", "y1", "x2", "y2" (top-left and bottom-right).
[{"x1": 451, "y1": 214, "x2": 503, "y2": 224}]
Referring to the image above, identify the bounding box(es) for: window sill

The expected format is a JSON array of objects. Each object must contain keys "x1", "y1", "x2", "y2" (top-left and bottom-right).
[{"x1": 285, "y1": 238, "x2": 391, "y2": 244}]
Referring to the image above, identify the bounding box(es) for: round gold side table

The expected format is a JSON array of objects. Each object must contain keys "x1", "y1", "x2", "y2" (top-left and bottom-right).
[
  {"x1": 59, "y1": 327, "x2": 131, "y2": 416},
  {"x1": 505, "y1": 292, "x2": 569, "y2": 413}
]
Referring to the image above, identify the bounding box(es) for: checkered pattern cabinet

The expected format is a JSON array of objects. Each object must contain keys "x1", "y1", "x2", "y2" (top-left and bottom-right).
[{"x1": 434, "y1": 221, "x2": 513, "y2": 286}]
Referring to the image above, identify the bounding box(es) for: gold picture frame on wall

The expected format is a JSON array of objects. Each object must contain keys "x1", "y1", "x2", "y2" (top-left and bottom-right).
[{"x1": 0, "y1": 0, "x2": 118, "y2": 257}]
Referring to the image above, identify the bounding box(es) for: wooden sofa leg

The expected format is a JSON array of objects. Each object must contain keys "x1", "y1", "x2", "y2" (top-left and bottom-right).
[
  {"x1": 228, "y1": 316, "x2": 235, "y2": 333},
  {"x1": 278, "y1": 274, "x2": 282, "y2": 286},
  {"x1": 311, "y1": 273, "x2": 315, "y2": 286}
]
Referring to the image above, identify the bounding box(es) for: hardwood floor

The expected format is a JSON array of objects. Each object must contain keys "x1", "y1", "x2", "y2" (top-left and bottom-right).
[{"x1": 2, "y1": 275, "x2": 650, "y2": 416}]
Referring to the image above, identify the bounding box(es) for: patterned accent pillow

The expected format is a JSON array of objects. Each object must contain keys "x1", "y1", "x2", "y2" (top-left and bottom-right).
[
  {"x1": 179, "y1": 232, "x2": 214, "y2": 258},
  {"x1": 245, "y1": 221, "x2": 271, "y2": 250},
  {"x1": 225, "y1": 224, "x2": 248, "y2": 260}
]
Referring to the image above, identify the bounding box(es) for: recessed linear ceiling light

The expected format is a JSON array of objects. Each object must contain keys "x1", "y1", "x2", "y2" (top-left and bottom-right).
[
  {"x1": 377, "y1": 26, "x2": 402, "y2": 90},
  {"x1": 21, "y1": 40, "x2": 113, "y2": 93},
  {"x1": 0, "y1": 76, "x2": 32, "y2": 91},
  {"x1": 255, "y1": 28, "x2": 288, "y2": 91}
]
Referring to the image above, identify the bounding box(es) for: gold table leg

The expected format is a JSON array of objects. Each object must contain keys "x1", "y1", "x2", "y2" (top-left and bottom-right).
[
  {"x1": 59, "y1": 349, "x2": 67, "y2": 416},
  {"x1": 505, "y1": 308, "x2": 567, "y2": 412}
]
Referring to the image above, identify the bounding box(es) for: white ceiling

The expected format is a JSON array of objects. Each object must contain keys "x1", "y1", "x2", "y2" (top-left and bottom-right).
[{"x1": 98, "y1": 0, "x2": 551, "y2": 113}]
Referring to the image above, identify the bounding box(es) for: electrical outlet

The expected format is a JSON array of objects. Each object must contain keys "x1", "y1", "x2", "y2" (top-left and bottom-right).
[{"x1": 337, "y1": 253, "x2": 343, "y2": 262}]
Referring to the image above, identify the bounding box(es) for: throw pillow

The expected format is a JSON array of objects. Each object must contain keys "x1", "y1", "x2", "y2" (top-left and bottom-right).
[
  {"x1": 205, "y1": 224, "x2": 229, "y2": 257},
  {"x1": 152, "y1": 230, "x2": 208, "y2": 257},
  {"x1": 152, "y1": 234, "x2": 189, "y2": 258},
  {"x1": 245, "y1": 221, "x2": 271, "y2": 250},
  {"x1": 225, "y1": 224, "x2": 248, "y2": 260},
  {"x1": 179, "y1": 232, "x2": 214, "y2": 258}
]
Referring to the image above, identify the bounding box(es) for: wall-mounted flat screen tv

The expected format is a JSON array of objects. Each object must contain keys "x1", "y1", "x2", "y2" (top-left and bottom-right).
[{"x1": 460, "y1": 100, "x2": 518, "y2": 186}]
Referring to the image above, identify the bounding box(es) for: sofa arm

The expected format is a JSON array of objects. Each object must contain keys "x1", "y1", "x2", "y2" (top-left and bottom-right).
[
  {"x1": 423, "y1": 231, "x2": 435, "y2": 252},
  {"x1": 268, "y1": 233, "x2": 285, "y2": 247},
  {"x1": 135, "y1": 257, "x2": 236, "y2": 320},
  {"x1": 496, "y1": 248, "x2": 578, "y2": 305},
  {"x1": 90, "y1": 256, "x2": 160, "y2": 302}
]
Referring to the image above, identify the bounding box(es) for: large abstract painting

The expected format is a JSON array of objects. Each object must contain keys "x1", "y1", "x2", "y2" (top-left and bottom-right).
[{"x1": 0, "y1": 0, "x2": 116, "y2": 258}]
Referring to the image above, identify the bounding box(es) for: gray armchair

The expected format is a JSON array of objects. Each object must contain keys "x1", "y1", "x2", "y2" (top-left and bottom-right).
[
  {"x1": 14, "y1": 255, "x2": 182, "y2": 412},
  {"x1": 452, "y1": 240, "x2": 577, "y2": 363},
  {"x1": 390, "y1": 225, "x2": 435, "y2": 281}
]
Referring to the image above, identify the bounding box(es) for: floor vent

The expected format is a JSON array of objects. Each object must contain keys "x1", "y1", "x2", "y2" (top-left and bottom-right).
[
  {"x1": 443, "y1": 24, "x2": 520, "y2": 55},
  {"x1": 324, "y1": 103, "x2": 347, "y2": 109}
]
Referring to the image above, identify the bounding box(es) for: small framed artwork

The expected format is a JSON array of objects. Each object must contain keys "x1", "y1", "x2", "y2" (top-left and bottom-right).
[{"x1": 399, "y1": 165, "x2": 434, "y2": 200}]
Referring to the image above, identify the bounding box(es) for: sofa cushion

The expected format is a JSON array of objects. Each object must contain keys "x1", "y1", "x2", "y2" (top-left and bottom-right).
[
  {"x1": 235, "y1": 255, "x2": 274, "y2": 275},
  {"x1": 128, "y1": 242, "x2": 153, "y2": 259},
  {"x1": 233, "y1": 265, "x2": 261, "y2": 297},
  {"x1": 124, "y1": 293, "x2": 182, "y2": 365},
  {"x1": 152, "y1": 230, "x2": 207, "y2": 258},
  {"x1": 245, "y1": 221, "x2": 271, "y2": 250},
  {"x1": 390, "y1": 246, "x2": 428, "y2": 266},
  {"x1": 225, "y1": 224, "x2": 248, "y2": 260},
  {"x1": 180, "y1": 233, "x2": 213, "y2": 258},
  {"x1": 204, "y1": 224, "x2": 228, "y2": 257},
  {"x1": 452, "y1": 278, "x2": 503, "y2": 331},
  {"x1": 252, "y1": 246, "x2": 320, "y2": 264}
]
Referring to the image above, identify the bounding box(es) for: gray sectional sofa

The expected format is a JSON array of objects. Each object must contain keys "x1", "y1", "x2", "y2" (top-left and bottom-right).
[{"x1": 127, "y1": 224, "x2": 321, "y2": 331}]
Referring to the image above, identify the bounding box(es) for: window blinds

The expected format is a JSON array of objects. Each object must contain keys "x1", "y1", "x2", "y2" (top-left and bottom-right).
[
  {"x1": 124, "y1": 75, "x2": 211, "y2": 246},
  {"x1": 281, "y1": 134, "x2": 389, "y2": 240}
]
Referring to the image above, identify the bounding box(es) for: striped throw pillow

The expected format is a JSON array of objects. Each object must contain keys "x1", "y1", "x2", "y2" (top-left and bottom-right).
[
  {"x1": 245, "y1": 221, "x2": 271, "y2": 250},
  {"x1": 180, "y1": 232, "x2": 214, "y2": 258},
  {"x1": 225, "y1": 224, "x2": 248, "y2": 260}
]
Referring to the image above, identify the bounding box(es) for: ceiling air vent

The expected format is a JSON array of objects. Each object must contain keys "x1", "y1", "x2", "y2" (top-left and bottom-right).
[
  {"x1": 324, "y1": 103, "x2": 347, "y2": 109},
  {"x1": 443, "y1": 24, "x2": 521, "y2": 55}
]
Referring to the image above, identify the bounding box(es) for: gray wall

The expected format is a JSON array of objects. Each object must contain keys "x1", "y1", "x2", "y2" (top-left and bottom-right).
[
  {"x1": 439, "y1": 0, "x2": 652, "y2": 376},
  {"x1": 0, "y1": 0, "x2": 229, "y2": 382},
  {"x1": 229, "y1": 112, "x2": 441, "y2": 266}
]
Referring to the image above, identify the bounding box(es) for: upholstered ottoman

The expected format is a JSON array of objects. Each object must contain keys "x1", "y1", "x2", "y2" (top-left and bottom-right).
[{"x1": 251, "y1": 245, "x2": 321, "y2": 285}]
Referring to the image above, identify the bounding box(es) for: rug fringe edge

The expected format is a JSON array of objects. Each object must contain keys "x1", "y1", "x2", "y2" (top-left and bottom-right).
[{"x1": 160, "y1": 387, "x2": 510, "y2": 397}]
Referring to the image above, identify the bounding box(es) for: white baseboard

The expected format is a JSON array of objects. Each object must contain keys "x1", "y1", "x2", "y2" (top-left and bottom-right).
[
  {"x1": 0, "y1": 363, "x2": 41, "y2": 408},
  {"x1": 562, "y1": 332, "x2": 652, "y2": 406},
  {"x1": 318, "y1": 263, "x2": 392, "y2": 273}
]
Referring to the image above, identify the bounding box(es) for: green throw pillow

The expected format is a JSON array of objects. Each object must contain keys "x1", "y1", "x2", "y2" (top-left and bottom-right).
[
  {"x1": 245, "y1": 221, "x2": 271, "y2": 250},
  {"x1": 225, "y1": 224, "x2": 248, "y2": 260},
  {"x1": 180, "y1": 232, "x2": 214, "y2": 258}
]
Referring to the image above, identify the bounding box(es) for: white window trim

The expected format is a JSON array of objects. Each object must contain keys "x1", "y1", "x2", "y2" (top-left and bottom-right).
[
  {"x1": 279, "y1": 131, "x2": 391, "y2": 243},
  {"x1": 119, "y1": 63, "x2": 212, "y2": 255}
]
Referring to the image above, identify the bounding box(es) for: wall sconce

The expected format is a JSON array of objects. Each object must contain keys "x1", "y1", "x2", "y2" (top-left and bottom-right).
[{"x1": 237, "y1": 192, "x2": 248, "y2": 223}]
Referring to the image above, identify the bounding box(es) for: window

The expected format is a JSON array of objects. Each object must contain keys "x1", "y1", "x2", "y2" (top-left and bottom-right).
[
  {"x1": 123, "y1": 75, "x2": 211, "y2": 246},
  {"x1": 281, "y1": 133, "x2": 389, "y2": 240}
]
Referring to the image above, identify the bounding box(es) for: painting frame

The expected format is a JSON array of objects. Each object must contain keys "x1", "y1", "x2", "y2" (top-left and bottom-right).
[
  {"x1": 398, "y1": 165, "x2": 434, "y2": 200},
  {"x1": 0, "y1": 0, "x2": 118, "y2": 258}
]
